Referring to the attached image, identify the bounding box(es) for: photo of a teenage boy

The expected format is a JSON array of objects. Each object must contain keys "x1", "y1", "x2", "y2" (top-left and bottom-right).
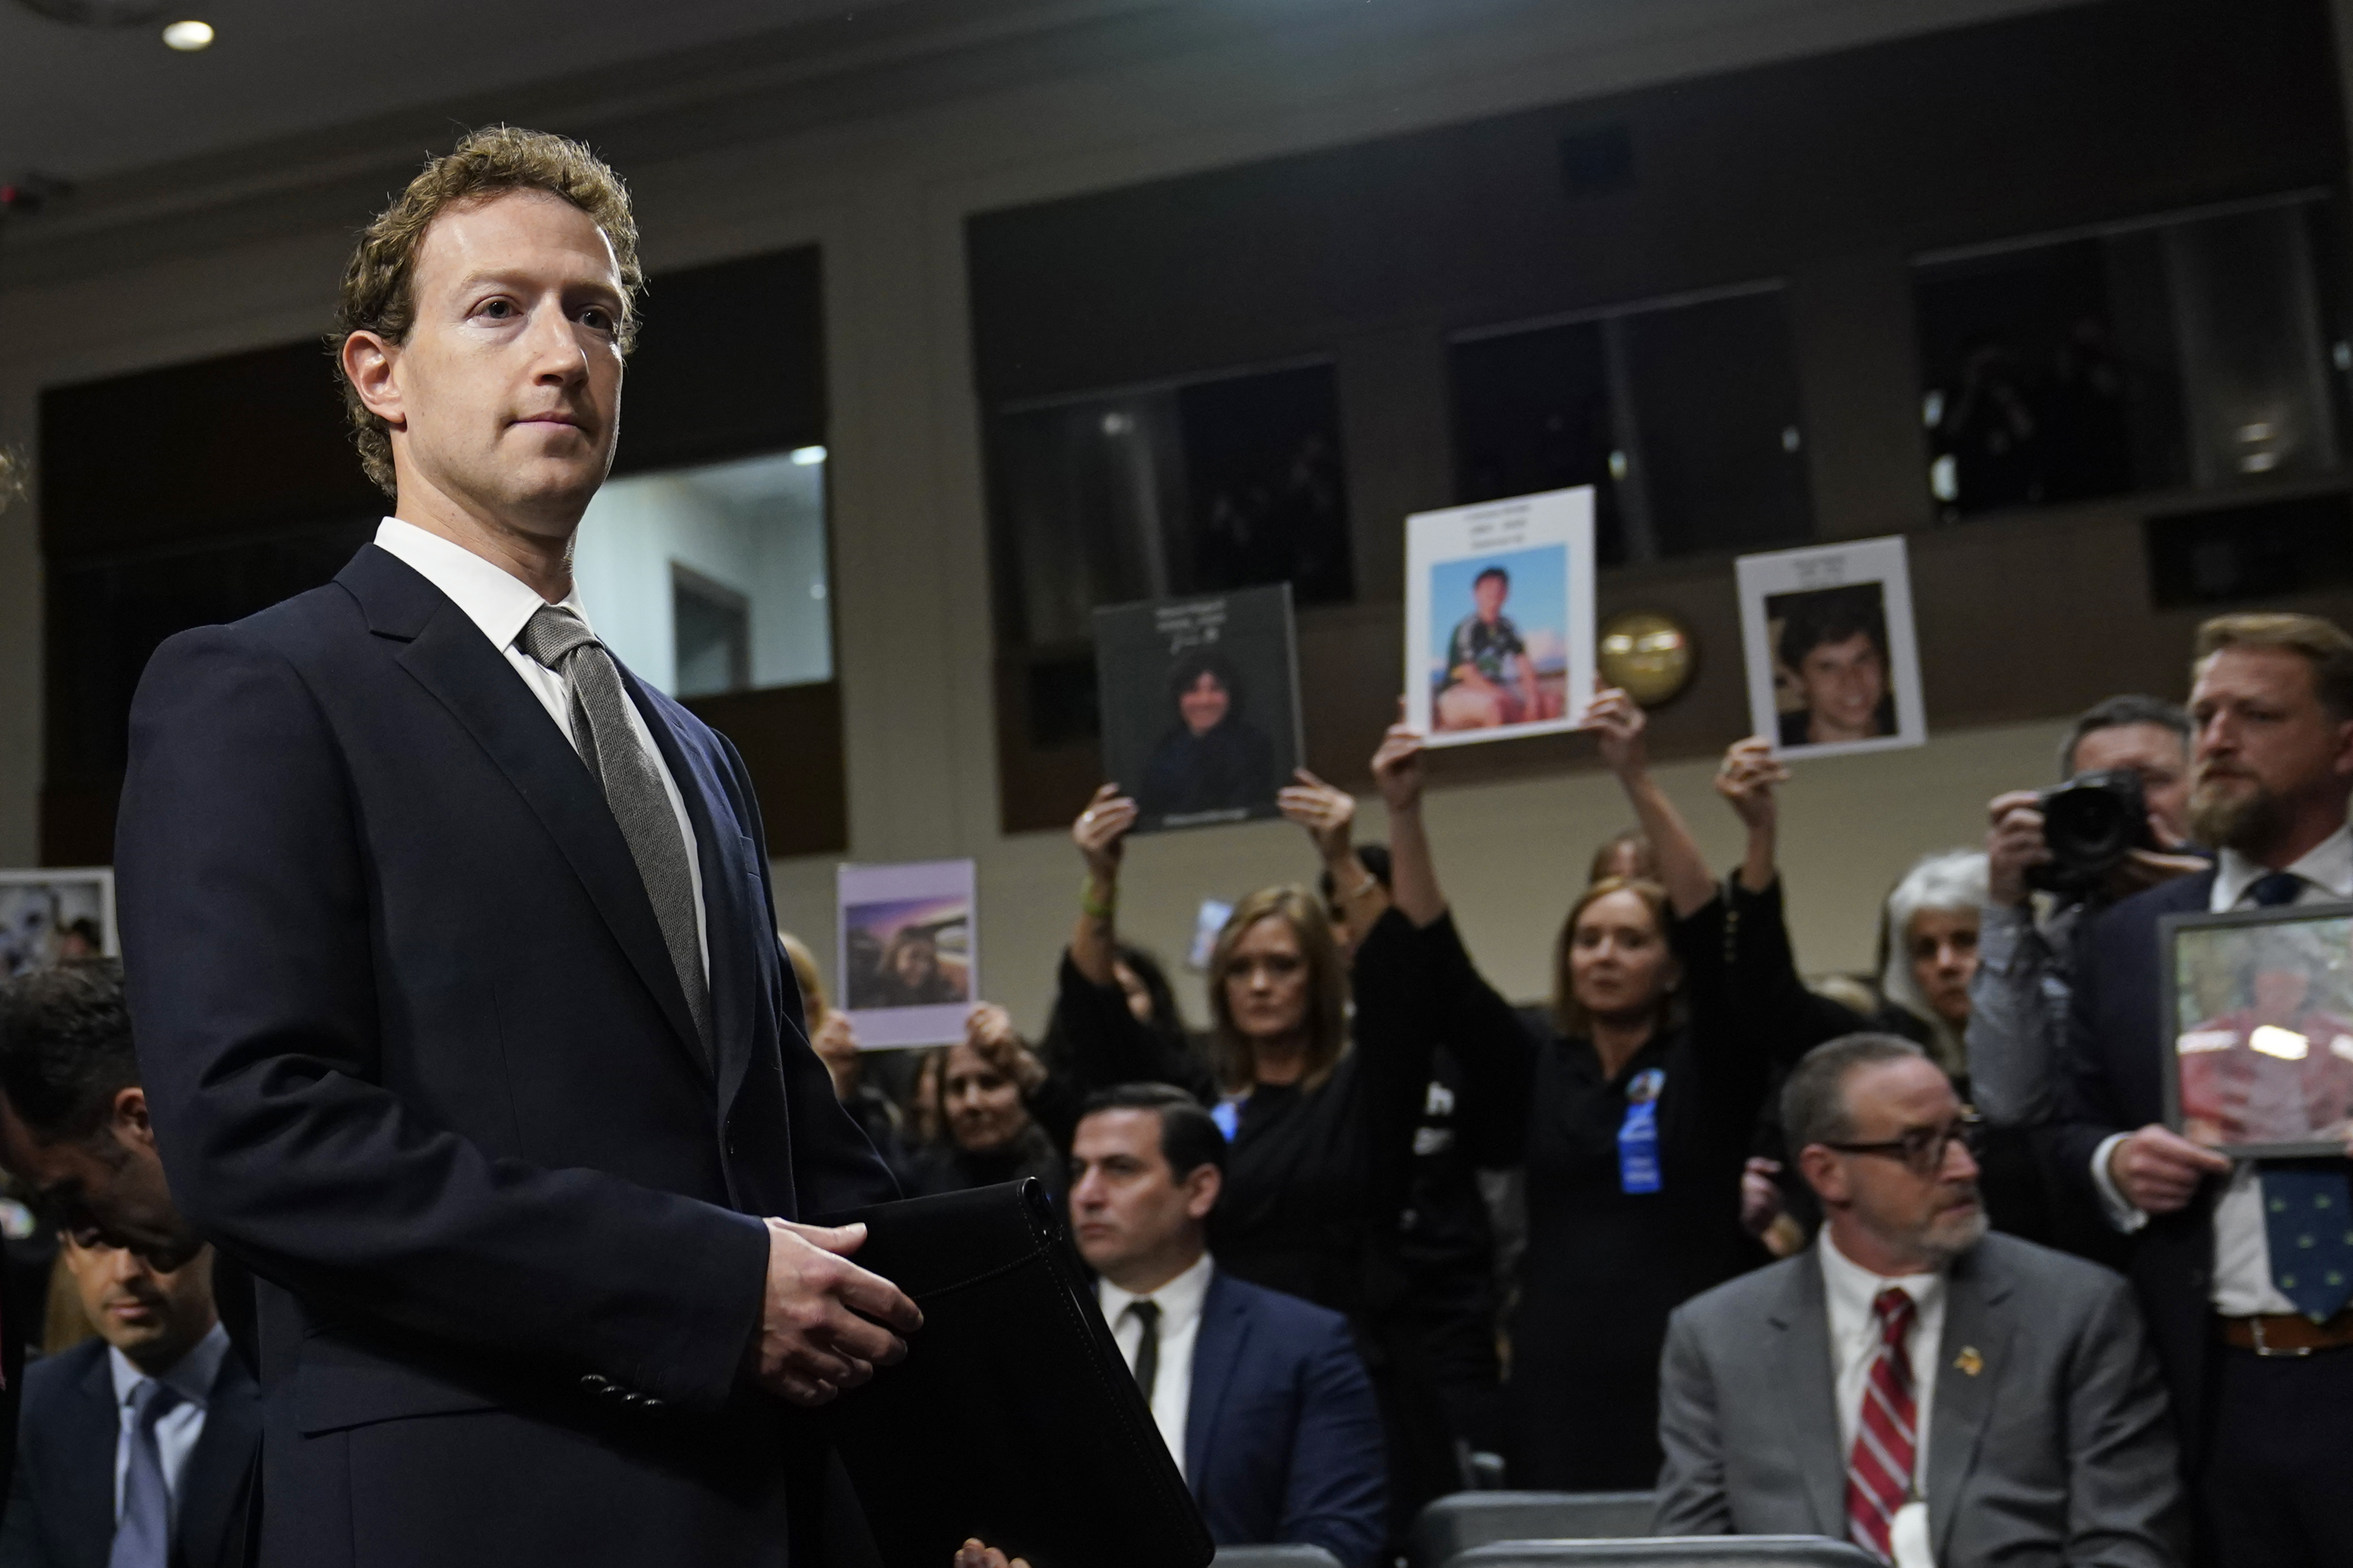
[{"x1": 1770, "y1": 584, "x2": 1897, "y2": 748}]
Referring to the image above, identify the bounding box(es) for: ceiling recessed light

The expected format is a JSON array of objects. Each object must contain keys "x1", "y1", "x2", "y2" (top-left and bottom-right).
[{"x1": 160, "y1": 18, "x2": 212, "y2": 49}]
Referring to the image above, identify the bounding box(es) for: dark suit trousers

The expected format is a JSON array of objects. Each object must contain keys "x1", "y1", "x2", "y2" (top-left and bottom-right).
[{"x1": 2201, "y1": 1344, "x2": 2353, "y2": 1568}]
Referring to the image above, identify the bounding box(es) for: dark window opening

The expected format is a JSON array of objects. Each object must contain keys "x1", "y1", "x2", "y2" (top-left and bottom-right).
[{"x1": 1450, "y1": 286, "x2": 1812, "y2": 564}]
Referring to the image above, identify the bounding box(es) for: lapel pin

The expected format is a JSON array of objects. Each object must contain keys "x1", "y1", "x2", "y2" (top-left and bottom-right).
[{"x1": 1954, "y1": 1347, "x2": 1984, "y2": 1378}]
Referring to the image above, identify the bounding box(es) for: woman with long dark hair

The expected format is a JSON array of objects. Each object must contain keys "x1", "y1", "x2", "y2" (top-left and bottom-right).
[{"x1": 1134, "y1": 651, "x2": 1277, "y2": 820}]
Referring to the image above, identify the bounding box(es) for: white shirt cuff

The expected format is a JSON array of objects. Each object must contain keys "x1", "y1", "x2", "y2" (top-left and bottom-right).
[{"x1": 2090, "y1": 1132, "x2": 2149, "y2": 1233}]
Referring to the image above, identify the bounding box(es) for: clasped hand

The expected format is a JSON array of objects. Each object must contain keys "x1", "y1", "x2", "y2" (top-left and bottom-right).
[{"x1": 745, "y1": 1218, "x2": 923, "y2": 1406}]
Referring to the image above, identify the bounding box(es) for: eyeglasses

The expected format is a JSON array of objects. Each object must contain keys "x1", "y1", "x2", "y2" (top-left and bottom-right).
[{"x1": 1822, "y1": 1111, "x2": 1985, "y2": 1175}]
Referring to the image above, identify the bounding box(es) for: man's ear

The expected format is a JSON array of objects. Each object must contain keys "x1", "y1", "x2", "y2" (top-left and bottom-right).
[
  {"x1": 1182, "y1": 1164, "x2": 1222, "y2": 1223},
  {"x1": 2329, "y1": 717, "x2": 2353, "y2": 781},
  {"x1": 341, "y1": 330, "x2": 405, "y2": 430},
  {"x1": 1795, "y1": 1143, "x2": 1847, "y2": 1208},
  {"x1": 109, "y1": 1086, "x2": 155, "y2": 1152}
]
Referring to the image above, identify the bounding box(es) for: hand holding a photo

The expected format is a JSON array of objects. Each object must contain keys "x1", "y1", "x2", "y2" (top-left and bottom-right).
[
  {"x1": 1713, "y1": 738, "x2": 1789, "y2": 830},
  {"x1": 1716, "y1": 737, "x2": 1790, "y2": 894},
  {"x1": 1278, "y1": 769, "x2": 1358, "y2": 868},
  {"x1": 1369, "y1": 719, "x2": 1445, "y2": 926},
  {"x1": 1371, "y1": 720, "x2": 1428, "y2": 816},
  {"x1": 1072, "y1": 783, "x2": 1138, "y2": 881},
  {"x1": 1071, "y1": 785, "x2": 1137, "y2": 988},
  {"x1": 2107, "y1": 1122, "x2": 2230, "y2": 1215},
  {"x1": 1584, "y1": 685, "x2": 1650, "y2": 779}
]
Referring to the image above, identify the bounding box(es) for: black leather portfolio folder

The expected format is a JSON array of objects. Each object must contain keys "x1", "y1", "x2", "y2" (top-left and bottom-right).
[{"x1": 818, "y1": 1179, "x2": 1214, "y2": 1568}]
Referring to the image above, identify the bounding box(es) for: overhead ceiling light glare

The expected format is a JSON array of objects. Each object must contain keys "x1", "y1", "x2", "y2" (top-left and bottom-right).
[
  {"x1": 160, "y1": 18, "x2": 212, "y2": 49},
  {"x1": 789, "y1": 445, "x2": 827, "y2": 467}
]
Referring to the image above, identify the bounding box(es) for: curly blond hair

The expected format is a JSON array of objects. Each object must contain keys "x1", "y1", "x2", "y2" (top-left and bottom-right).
[{"x1": 329, "y1": 126, "x2": 644, "y2": 496}]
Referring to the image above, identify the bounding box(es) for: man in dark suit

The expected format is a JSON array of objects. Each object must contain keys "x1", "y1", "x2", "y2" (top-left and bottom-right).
[
  {"x1": 0, "y1": 961, "x2": 253, "y2": 1373},
  {"x1": 2058, "y1": 612, "x2": 2353, "y2": 1567},
  {"x1": 1, "y1": 1229, "x2": 257, "y2": 1568},
  {"x1": 1067, "y1": 1084, "x2": 1386, "y2": 1568},
  {"x1": 114, "y1": 127, "x2": 921, "y2": 1568},
  {"x1": 1658, "y1": 1035, "x2": 2182, "y2": 1567}
]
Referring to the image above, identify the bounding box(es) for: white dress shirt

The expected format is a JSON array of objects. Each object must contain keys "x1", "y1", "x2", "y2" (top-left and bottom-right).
[
  {"x1": 109, "y1": 1323, "x2": 230, "y2": 1526},
  {"x1": 1098, "y1": 1252, "x2": 1215, "y2": 1481},
  {"x1": 1820, "y1": 1229, "x2": 1945, "y2": 1568},
  {"x1": 2089, "y1": 824, "x2": 2353, "y2": 1316},
  {"x1": 372, "y1": 519, "x2": 709, "y2": 981}
]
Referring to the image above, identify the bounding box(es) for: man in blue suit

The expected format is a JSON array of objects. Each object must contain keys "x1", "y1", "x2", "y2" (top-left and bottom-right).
[
  {"x1": 1, "y1": 1230, "x2": 257, "y2": 1568},
  {"x1": 2059, "y1": 612, "x2": 2353, "y2": 1567},
  {"x1": 112, "y1": 128, "x2": 922, "y2": 1568},
  {"x1": 1068, "y1": 1083, "x2": 1386, "y2": 1568}
]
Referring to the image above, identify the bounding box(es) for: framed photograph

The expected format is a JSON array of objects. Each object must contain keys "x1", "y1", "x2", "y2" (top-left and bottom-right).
[
  {"x1": 2160, "y1": 903, "x2": 2353, "y2": 1158},
  {"x1": 1735, "y1": 535, "x2": 1926, "y2": 759},
  {"x1": 1093, "y1": 584, "x2": 1303, "y2": 835},
  {"x1": 837, "y1": 859, "x2": 977, "y2": 1049},
  {"x1": 0, "y1": 868, "x2": 116, "y2": 980},
  {"x1": 1405, "y1": 486, "x2": 1597, "y2": 747}
]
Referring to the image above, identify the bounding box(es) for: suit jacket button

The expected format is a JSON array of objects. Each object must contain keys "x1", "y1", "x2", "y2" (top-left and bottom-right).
[{"x1": 580, "y1": 1374, "x2": 609, "y2": 1393}]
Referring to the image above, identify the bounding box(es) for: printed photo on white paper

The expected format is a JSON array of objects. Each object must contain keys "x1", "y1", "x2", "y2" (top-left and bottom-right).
[
  {"x1": 0, "y1": 868, "x2": 116, "y2": 981},
  {"x1": 1735, "y1": 535, "x2": 1927, "y2": 759},
  {"x1": 837, "y1": 859, "x2": 977, "y2": 1049},
  {"x1": 1404, "y1": 488, "x2": 1597, "y2": 748}
]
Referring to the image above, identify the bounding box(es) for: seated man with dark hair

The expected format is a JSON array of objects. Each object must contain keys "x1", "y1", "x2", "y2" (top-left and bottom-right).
[
  {"x1": 1, "y1": 1230, "x2": 257, "y2": 1568},
  {"x1": 0, "y1": 959, "x2": 258, "y2": 1568},
  {"x1": 1068, "y1": 1083, "x2": 1385, "y2": 1568},
  {"x1": 1656, "y1": 1034, "x2": 2182, "y2": 1568},
  {"x1": 0, "y1": 960, "x2": 202, "y2": 1272}
]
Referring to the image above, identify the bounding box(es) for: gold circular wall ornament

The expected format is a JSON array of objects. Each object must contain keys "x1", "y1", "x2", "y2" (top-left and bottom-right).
[{"x1": 1597, "y1": 609, "x2": 1697, "y2": 707}]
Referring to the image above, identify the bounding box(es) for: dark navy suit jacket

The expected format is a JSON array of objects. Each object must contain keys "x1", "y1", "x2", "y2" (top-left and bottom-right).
[
  {"x1": 0, "y1": 1338, "x2": 260, "y2": 1568},
  {"x1": 114, "y1": 545, "x2": 896, "y2": 1568},
  {"x1": 2056, "y1": 869, "x2": 2221, "y2": 1456},
  {"x1": 1184, "y1": 1269, "x2": 1386, "y2": 1568}
]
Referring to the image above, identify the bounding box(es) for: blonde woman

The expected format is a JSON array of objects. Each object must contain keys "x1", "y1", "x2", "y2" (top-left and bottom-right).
[{"x1": 1062, "y1": 760, "x2": 1436, "y2": 1321}]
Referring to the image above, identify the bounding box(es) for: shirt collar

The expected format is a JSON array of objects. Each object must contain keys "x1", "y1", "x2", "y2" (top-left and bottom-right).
[
  {"x1": 1099, "y1": 1250, "x2": 1215, "y2": 1332},
  {"x1": 2214, "y1": 824, "x2": 2353, "y2": 909},
  {"x1": 108, "y1": 1322, "x2": 231, "y2": 1412},
  {"x1": 1818, "y1": 1225, "x2": 1945, "y2": 1327},
  {"x1": 373, "y1": 517, "x2": 590, "y2": 657}
]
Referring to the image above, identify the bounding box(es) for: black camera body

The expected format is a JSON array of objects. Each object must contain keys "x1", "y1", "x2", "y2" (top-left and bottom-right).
[{"x1": 2027, "y1": 768, "x2": 2152, "y2": 896}]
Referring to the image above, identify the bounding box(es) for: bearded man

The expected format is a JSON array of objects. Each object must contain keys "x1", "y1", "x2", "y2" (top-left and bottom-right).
[
  {"x1": 112, "y1": 129, "x2": 933, "y2": 1568},
  {"x1": 2058, "y1": 612, "x2": 2353, "y2": 1568}
]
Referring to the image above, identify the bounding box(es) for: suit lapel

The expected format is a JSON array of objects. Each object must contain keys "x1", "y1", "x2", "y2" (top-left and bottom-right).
[
  {"x1": 1925, "y1": 1247, "x2": 2013, "y2": 1559},
  {"x1": 1185, "y1": 1272, "x2": 1250, "y2": 1491},
  {"x1": 624, "y1": 675, "x2": 763, "y2": 1123},
  {"x1": 175, "y1": 1352, "x2": 263, "y2": 1568},
  {"x1": 64, "y1": 1344, "x2": 120, "y2": 1565},
  {"x1": 1765, "y1": 1257, "x2": 1848, "y2": 1537},
  {"x1": 337, "y1": 547, "x2": 705, "y2": 1072}
]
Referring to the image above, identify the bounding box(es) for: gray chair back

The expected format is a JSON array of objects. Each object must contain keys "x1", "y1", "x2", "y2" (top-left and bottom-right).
[
  {"x1": 1411, "y1": 1492, "x2": 1660, "y2": 1567},
  {"x1": 1210, "y1": 1547, "x2": 1346, "y2": 1568},
  {"x1": 1448, "y1": 1537, "x2": 1880, "y2": 1568}
]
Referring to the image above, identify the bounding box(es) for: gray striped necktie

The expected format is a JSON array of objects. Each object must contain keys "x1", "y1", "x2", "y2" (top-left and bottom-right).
[{"x1": 516, "y1": 605, "x2": 711, "y2": 1060}]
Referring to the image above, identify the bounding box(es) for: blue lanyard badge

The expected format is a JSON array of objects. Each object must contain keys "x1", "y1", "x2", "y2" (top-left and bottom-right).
[
  {"x1": 1617, "y1": 1068, "x2": 1665, "y2": 1195},
  {"x1": 1211, "y1": 1097, "x2": 1242, "y2": 1143}
]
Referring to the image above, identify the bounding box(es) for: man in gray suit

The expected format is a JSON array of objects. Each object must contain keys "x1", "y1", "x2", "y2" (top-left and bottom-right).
[{"x1": 1656, "y1": 1034, "x2": 2182, "y2": 1567}]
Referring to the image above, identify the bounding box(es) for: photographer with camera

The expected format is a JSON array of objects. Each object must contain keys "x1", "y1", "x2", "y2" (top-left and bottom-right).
[{"x1": 1969, "y1": 696, "x2": 2202, "y2": 1134}]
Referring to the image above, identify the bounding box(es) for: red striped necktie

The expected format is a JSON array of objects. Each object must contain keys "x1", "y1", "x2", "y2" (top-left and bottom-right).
[{"x1": 1845, "y1": 1286, "x2": 1919, "y2": 1563}]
